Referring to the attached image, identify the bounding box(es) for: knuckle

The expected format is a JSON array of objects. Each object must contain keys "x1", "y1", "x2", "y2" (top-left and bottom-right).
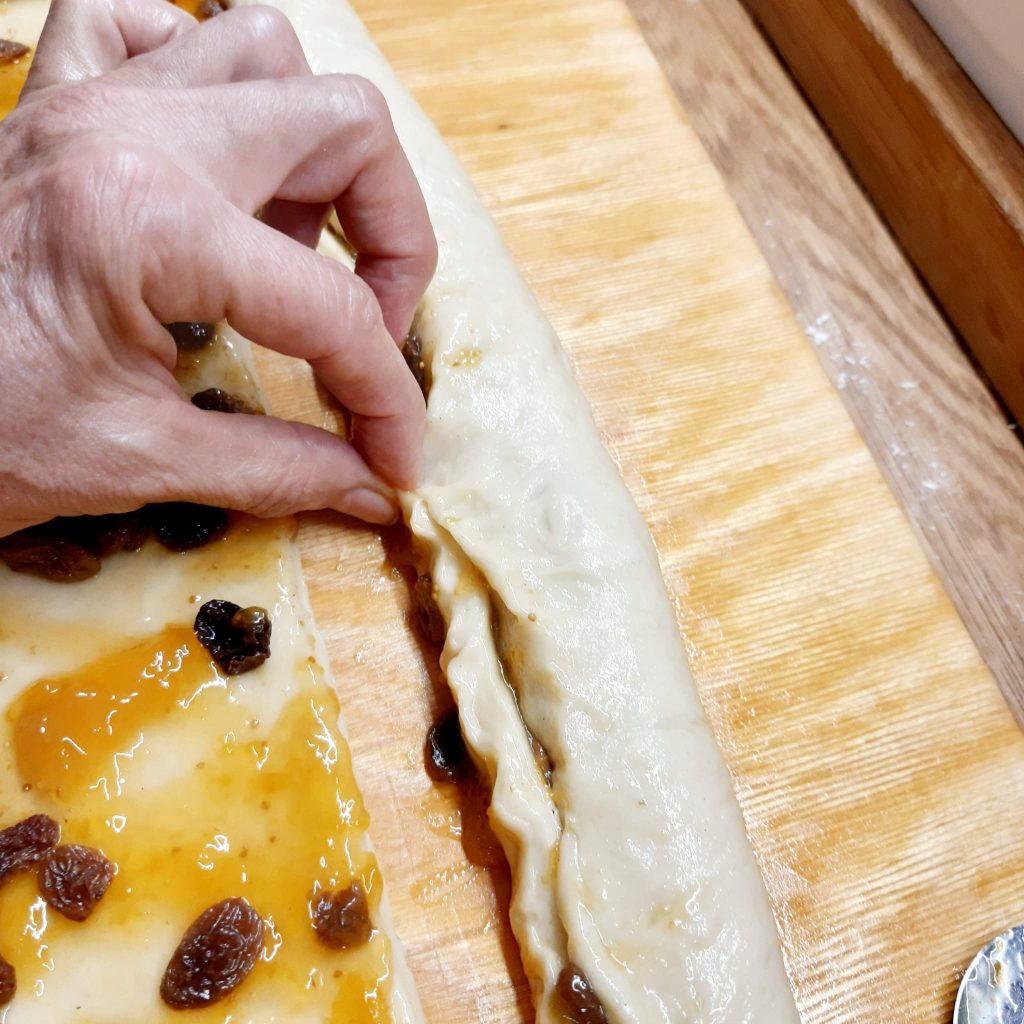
[
  {"x1": 246, "y1": 431, "x2": 321, "y2": 517},
  {"x1": 245, "y1": 488, "x2": 292, "y2": 518},
  {"x1": 42, "y1": 134, "x2": 156, "y2": 229},
  {"x1": 37, "y1": 81, "x2": 119, "y2": 136},
  {"x1": 342, "y1": 276, "x2": 388, "y2": 348},
  {"x1": 309, "y1": 269, "x2": 383, "y2": 366},
  {"x1": 213, "y1": 6, "x2": 306, "y2": 79},
  {"x1": 230, "y1": 3, "x2": 296, "y2": 50},
  {"x1": 339, "y1": 74, "x2": 392, "y2": 137},
  {"x1": 10, "y1": 82, "x2": 109, "y2": 157},
  {"x1": 349, "y1": 271, "x2": 385, "y2": 321}
]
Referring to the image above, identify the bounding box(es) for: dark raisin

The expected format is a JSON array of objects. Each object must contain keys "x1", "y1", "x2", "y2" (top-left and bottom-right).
[
  {"x1": 425, "y1": 712, "x2": 466, "y2": 783},
  {"x1": 151, "y1": 503, "x2": 228, "y2": 552},
  {"x1": 190, "y1": 389, "x2": 265, "y2": 416},
  {"x1": 555, "y1": 965, "x2": 608, "y2": 1023},
  {"x1": 37, "y1": 844, "x2": 115, "y2": 922},
  {"x1": 311, "y1": 883, "x2": 372, "y2": 950},
  {"x1": 0, "y1": 39, "x2": 30, "y2": 65},
  {"x1": 160, "y1": 897, "x2": 264, "y2": 1009},
  {"x1": 0, "y1": 954, "x2": 14, "y2": 1007},
  {"x1": 194, "y1": 600, "x2": 272, "y2": 675},
  {"x1": 412, "y1": 575, "x2": 445, "y2": 645},
  {"x1": 0, "y1": 529, "x2": 101, "y2": 582},
  {"x1": 89, "y1": 511, "x2": 151, "y2": 556},
  {"x1": 0, "y1": 815, "x2": 60, "y2": 883},
  {"x1": 195, "y1": 0, "x2": 227, "y2": 19},
  {"x1": 165, "y1": 322, "x2": 216, "y2": 350},
  {"x1": 402, "y1": 332, "x2": 427, "y2": 396}
]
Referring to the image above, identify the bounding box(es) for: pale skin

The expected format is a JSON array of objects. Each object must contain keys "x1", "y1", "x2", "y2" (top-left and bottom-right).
[{"x1": 0, "y1": 0, "x2": 437, "y2": 538}]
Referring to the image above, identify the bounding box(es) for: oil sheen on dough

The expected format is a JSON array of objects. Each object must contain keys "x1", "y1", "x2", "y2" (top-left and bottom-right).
[{"x1": 251, "y1": 1, "x2": 802, "y2": 1020}]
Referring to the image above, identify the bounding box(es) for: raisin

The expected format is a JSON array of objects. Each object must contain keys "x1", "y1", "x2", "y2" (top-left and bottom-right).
[
  {"x1": 0, "y1": 530, "x2": 101, "y2": 582},
  {"x1": 194, "y1": 600, "x2": 271, "y2": 675},
  {"x1": 165, "y1": 322, "x2": 216, "y2": 350},
  {"x1": 0, "y1": 954, "x2": 14, "y2": 1007},
  {"x1": 195, "y1": 0, "x2": 228, "y2": 19},
  {"x1": 0, "y1": 815, "x2": 60, "y2": 883},
  {"x1": 0, "y1": 511, "x2": 152, "y2": 581},
  {"x1": 425, "y1": 712, "x2": 466, "y2": 783},
  {"x1": 311, "y1": 883, "x2": 372, "y2": 950},
  {"x1": 412, "y1": 575, "x2": 445, "y2": 645},
  {"x1": 0, "y1": 39, "x2": 30, "y2": 65},
  {"x1": 402, "y1": 332, "x2": 427, "y2": 396},
  {"x1": 37, "y1": 844, "x2": 115, "y2": 922},
  {"x1": 160, "y1": 897, "x2": 264, "y2": 1009},
  {"x1": 190, "y1": 389, "x2": 265, "y2": 416},
  {"x1": 151, "y1": 503, "x2": 228, "y2": 552},
  {"x1": 555, "y1": 965, "x2": 608, "y2": 1023},
  {"x1": 89, "y1": 511, "x2": 151, "y2": 556}
]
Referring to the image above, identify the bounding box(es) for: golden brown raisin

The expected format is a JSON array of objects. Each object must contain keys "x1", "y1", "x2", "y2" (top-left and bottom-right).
[
  {"x1": 311, "y1": 883, "x2": 372, "y2": 950},
  {"x1": 151, "y1": 503, "x2": 228, "y2": 552},
  {"x1": 425, "y1": 712, "x2": 466, "y2": 783},
  {"x1": 194, "y1": 600, "x2": 272, "y2": 675},
  {"x1": 37, "y1": 844, "x2": 115, "y2": 922},
  {"x1": 190, "y1": 389, "x2": 265, "y2": 416},
  {"x1": 0, "y1": 954, "x2": 14, "y2": 1006},
  {"x1": 412, "y1": 575, "x2": 445, "y2": 645},
  {"x1": 160, "y1": 898, "x2": 264, "y2": 1009},
  {"x1": 0, "y1": 39, "x2": 29, "y2": 65},
  {"x1": 555, "y1": 965, "x2": 608, "y2": 1023},
  {"x1": 165, "y1": 322, "x2": 216, "y2": 350},
  {"x1": 0, "y1": 815, "x2": 60, "y2": 883},
  {"x1": 0, "y1": 530, "x2": 101, "y2": 582}
]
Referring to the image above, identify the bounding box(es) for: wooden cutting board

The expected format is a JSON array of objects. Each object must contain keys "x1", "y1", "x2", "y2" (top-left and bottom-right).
[
  {"x1": 252, "y1": 0, "x2": 1024, "y2": 1021},
  {"x1": 0, "y1": 0, "x2": 1005, "y2": 1018}
]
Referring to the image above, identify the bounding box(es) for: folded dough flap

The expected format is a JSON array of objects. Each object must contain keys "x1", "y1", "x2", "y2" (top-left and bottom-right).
[{"x1": 417, "y1": 467, "x2": 798, "y2": 1023}]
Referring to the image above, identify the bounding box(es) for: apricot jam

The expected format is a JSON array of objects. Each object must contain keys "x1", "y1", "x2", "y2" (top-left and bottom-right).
[{"x1": 2, "y1": 628, "x2": 393, "y2": 1022}]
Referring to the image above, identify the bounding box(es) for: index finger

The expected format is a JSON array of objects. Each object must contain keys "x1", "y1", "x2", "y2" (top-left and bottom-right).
[
  {"x1": 23, "y1": 0, "x2": 194, "y2": 96},
  {"x1": 124, "y1": 74, "x2": 437, "y2": 342},
  {"x1": 131, "y1": 173, "x2": 425, "y2": 489}
]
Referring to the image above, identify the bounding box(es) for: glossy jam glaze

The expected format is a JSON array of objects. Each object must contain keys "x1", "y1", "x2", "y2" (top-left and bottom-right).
[{"x1": 0, "y1": 518, "x2": 399, "y2": 1023}]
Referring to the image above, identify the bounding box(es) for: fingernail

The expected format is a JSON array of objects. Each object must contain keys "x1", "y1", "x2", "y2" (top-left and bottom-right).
[{"x1": 345, "y1": 488, "x2": 400, "y2": 525}]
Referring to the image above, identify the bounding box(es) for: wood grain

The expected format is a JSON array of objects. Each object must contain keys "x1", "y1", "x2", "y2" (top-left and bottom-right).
[
  {"x1": 249, "y1": 1, "x2": 1024, "y2": 1022},
  {"x1": 626, "y1": 0, "x2": 1024, "y2": 723},
  {"x1": 737, "y1": 0, "x2": 1024, "y2": 426}
]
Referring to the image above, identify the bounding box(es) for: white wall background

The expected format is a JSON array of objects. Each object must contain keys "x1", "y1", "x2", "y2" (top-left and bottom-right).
[{"x1": 910, "y1": 0, "x2": 1024, "y2": 147}]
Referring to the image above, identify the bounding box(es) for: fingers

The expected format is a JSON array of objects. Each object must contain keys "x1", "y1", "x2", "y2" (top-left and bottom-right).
[
  {"x1": 138, "y1": 75, "x2": 436, "y2": 341},
  {"x1": 29, "y1": 6, "x2": 435, "y2": 343},
  {"x1": 137, "y1": 183, "x2": 424, "y2": 489},
  {"x1": 149, "y1": 401, "x2": 399, "y2": 523},
  {"x1": 24, "y1": 0, "x2": 194, "y2": 95},
  {"x1": 262, "y1": 198, "x2": 330, "y2": 249},
  {"x1": 112, "y1": 4, "x2": 312, "y2": 88}
]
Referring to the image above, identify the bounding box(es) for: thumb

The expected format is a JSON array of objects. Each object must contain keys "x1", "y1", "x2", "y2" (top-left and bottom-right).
[{"x1": 150, "y1": 402, "x2": 400, "y2": 524}]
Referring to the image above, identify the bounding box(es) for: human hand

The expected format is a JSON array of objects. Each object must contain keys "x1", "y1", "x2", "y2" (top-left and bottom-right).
[{"x1": 0, "y1": 0, "x2": 436, "y2": 537}]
